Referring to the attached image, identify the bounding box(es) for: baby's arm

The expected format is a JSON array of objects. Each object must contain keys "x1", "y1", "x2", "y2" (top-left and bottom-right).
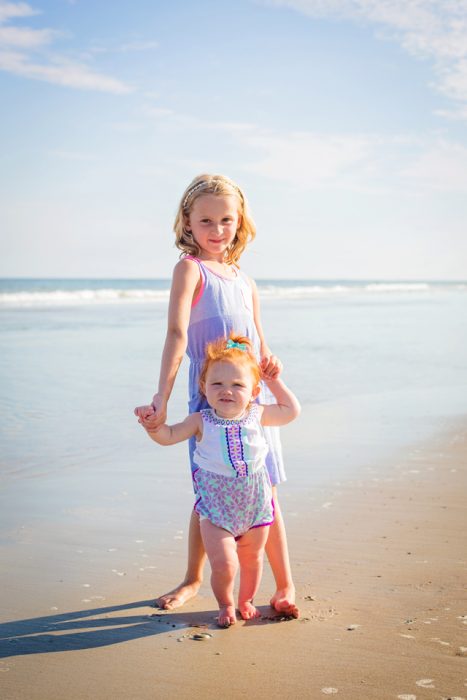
[
  {"x1": 142, "y1": 412, "x2": 202, "y2": 446},
  {"x1": 260, "y1": 377, "x2": 301, "y2": 427}
]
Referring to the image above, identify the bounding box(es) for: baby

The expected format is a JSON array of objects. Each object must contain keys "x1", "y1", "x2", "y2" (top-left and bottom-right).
[{"x1": 139, "y1": 334, "x2": 300, "y2": 627}]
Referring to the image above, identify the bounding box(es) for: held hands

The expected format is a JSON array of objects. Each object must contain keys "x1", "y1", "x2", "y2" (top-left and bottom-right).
[
  {"x1": 260, "y1": 350, "x2": 283, "y2": 381},
  {"x1": 134, "y1": 393, "x2": 167, "y2": 434}
]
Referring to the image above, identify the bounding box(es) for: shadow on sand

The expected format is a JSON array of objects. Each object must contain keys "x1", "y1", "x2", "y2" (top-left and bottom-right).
[{"x1": 0, "y1": 601, "x2": 286, "y2": 658}]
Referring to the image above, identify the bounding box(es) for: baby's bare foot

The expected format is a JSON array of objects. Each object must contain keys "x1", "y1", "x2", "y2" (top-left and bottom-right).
[
  {"x1": 154, "y1": 580, "x2": 201, "y2": 610},
  {"x1": 218, "y1": 604, "x2": 236, "y2": 628},
  {"x1": 239, "y1": 600, "x2": 261, "y2": 621},
  {"x1": 270, "y1": 587, "x2": 300, "y2": 618}
]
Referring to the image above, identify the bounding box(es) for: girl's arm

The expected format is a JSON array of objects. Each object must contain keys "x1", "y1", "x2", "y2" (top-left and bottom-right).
[
  {"x1": 250, "y1": 277, "x2": 269, "y2": 355},
  {"x1": 134, "y1": 258, "x2": 200, "y2": 427},
  {"x1": 250, "y1": 277, "x2": 282, "y2": 379},
  {"x1": 260, "y1": 377, "x2": 301, "y2": 427},
  {"x1": 143, "y1": 412, "x2": 202, "y2": 446}
]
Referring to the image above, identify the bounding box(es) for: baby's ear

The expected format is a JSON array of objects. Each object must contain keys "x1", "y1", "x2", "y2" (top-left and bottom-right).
[
  {"x1": 252, "y1": 384, "x2": 261, "y2": 400},
  {"x1": 199, "y1": 381, "x2": 206, "y2": 396}
]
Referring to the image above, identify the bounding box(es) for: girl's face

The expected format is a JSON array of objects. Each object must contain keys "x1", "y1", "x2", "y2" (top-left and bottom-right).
[
  {"x1": 202, "y1": 360, "x2": 260, "y2": 419},
  {"x1": 185, "y1": 194, "x2": 241, "y2": 261}
]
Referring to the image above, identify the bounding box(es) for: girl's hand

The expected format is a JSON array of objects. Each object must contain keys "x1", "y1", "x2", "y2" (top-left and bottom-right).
[
  {"x1": 134, "y1": 394, "x2": 167, "y2": 430},
  {"x1": 260, "y1": 353, "x2": 283, "y2": 381}
]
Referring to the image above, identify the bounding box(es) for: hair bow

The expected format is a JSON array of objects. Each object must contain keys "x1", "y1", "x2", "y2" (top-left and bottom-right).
[{"x1": 226, "y1": 339, "x2": 248, "y2": 352}]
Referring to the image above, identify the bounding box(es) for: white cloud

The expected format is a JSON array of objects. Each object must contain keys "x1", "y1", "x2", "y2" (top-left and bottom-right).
[
  {"x1": 241, "y1": 128, "x2": 374, "y2": 188},
  {"x1": 0, "y1": 0, "x2": 132, "y2": 94},
  {"x1": 0, "y1": 1, "x2": 39, "y2": 23},
  {"x1": 219, "y1": 120, "x2": 467, "y2": 194},
  {"x1": 89, "y1": 39, "x2": 159, "y2": 55},
  {"x1": 0, "y1": 49, "x2": 132, "y2": 93},
  {"x1": 401, "y1": 138, "x2": 467, "y2": 192},
  {"x1": 262, "y1": 0, "x2": 467, "y2": 114},
  {"x1": 0, "y1": 25, "x2": 58, "y2": 47},
  {"x1": 145, "y1": 106, "x2": 175, "y2": 117},
  {"x1": 120, "y1": 40, "x2": 159, "y2": 52}
]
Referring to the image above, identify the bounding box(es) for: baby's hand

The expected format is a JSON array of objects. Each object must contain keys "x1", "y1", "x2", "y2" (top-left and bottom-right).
[
  {"x1": 134, "y1": 395, "x2": 168, "y2": 431},
  {"x1": 260, "y1": 354, "x2": 282, "y2": 381},
  {"x1": 134, "y1": 404, "x2": 156, "y2": 421}
]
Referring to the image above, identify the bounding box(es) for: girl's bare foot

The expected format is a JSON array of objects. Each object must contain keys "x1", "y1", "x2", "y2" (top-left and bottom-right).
[
  {"x1": 218, "y1": 604, "x2": 236, "y2": 627},
  {"x1": 270, "y1": 586, "x2": 300, "y2": 618},
  {"x1": 154, "y1": 579, "x2": 201, "y2": 610},
  {"x1": 239, "y1": 600, "x2": 261, "y2": 621}
]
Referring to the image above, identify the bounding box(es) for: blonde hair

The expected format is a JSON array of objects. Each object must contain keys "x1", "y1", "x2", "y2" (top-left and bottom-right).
[
  {"x1": 174, "y1": 174, "x2": 256, "y2": 265},
  {"x1": 199, "y1": 333, "x2": 261, "y2": 395}
]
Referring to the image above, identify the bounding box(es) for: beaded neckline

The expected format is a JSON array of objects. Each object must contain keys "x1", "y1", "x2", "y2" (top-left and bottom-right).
[{"x1": 202, "y1": 404, "x2": 258, "y2": 426}]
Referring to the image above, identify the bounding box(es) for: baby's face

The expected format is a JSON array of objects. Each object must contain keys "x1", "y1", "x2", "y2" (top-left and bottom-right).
[{"x1": 203, "y1": 360, "x2": 259, "y2": 419}]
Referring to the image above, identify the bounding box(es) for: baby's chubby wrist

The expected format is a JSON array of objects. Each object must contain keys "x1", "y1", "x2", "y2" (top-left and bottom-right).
[{"x1": 262, "y1": 374, "x2": 282, "y2": 386}]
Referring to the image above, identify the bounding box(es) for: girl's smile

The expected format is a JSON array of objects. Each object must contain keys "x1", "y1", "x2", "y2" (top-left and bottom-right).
[{"x1": 186, "y1": 194, "x2": 241, "y2": 262}]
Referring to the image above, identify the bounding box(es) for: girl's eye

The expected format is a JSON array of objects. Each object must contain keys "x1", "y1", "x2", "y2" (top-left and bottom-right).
[
  {"x1": 201, "y1": 219, "x2": 210, "y2": 224},
  {"x1": 234, "y1": 383, "x2": 245, "y2": 387}
]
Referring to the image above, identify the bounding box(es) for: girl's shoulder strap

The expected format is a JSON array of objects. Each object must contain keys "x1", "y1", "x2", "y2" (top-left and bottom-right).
[{"x1": 181, "y1": 255, "x2": 206, "y2": 307}]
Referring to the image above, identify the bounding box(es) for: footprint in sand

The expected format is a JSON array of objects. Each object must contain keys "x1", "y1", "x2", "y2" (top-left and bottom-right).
[
  {"x1": 397, "y1": 695, "x2": 417, "y2": 700},
  {"x1": 321, "y1": 688, "x2": 338, "y2": 695},
  {"x1": 416, "y1": 679, "x2": 435, "y2": 689}
]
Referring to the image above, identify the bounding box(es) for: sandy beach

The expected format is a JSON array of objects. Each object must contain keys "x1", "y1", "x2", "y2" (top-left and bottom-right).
[{"x1": 1, "y1": 413, "x2": 465, "y2": 700}]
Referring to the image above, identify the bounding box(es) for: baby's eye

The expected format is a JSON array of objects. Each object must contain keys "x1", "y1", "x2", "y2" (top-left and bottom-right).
[
  {"x1": 222, "y1": 217, "x2": 233, "y2": 223},
  {"x1": 211, "y1": 382, "x2": 222, "y2": 386},
  {"x1": 234, "y1": 382, "x2": 246, "y2": 387},
  {"x1": 201, "y1": 218, "x2": 211, "y2": 224}
]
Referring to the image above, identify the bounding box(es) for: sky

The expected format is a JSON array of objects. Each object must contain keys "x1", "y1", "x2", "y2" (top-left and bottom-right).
[{"x1": 1, "y1": 0, "x2": 466, "y2": 280}]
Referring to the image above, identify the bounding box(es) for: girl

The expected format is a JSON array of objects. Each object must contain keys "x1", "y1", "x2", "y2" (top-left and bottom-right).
[
  {"x1": 134, "y1": 173, "x2": 299, "y2": 617},
  {"x1": 139, "y1": 335, "x2": 300, "y2": 627}
]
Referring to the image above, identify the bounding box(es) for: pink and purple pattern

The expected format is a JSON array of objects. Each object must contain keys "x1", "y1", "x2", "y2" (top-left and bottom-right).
[{"x1": 193, "y1": 466, "x2": 274, "y2": 539}]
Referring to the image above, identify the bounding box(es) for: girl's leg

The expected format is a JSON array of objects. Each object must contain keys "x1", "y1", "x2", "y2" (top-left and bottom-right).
[
  {"x1": 266, "y1": 487, "x2": 300, "y2": 618},
  {"x1": 155, "y1": 509, "x2": 206, "y2": 610},
  {"x1": 200, "y1": 519, "x2": 238, "y2": 627},
  {"x1": 237, "y1": 526, "x2": 269, "y2": 620}
]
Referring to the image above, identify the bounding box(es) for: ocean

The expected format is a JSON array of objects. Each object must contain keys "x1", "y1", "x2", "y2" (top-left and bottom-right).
[{"x1": 1, "y1": 277, "x2": 466, "y2": 554}]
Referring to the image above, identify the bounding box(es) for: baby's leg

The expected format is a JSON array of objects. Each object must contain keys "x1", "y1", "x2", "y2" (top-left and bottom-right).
[
  {"x1": 266, "y1": 487, "x2": 300, "y2": 618},
  {"x1": 200, "y1": 519, "x2": 238, "y2": 627},
  {"x1": 155, "y1": 509, "x2": 206, "y2": 610},
  {"x1": 237, "y1": 525, "x2": 269, "y2": 620}
]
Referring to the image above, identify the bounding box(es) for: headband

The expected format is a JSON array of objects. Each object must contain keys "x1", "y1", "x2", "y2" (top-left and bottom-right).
[
  {"x1": 183, "y1": 182, "x2": 206, "y2": 208},
  {"x1": 183, "y1": 180, "x2": 243, "y2": 208}
]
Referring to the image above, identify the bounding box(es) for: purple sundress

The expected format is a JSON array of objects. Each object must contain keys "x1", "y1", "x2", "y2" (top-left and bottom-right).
[{"x1": 185, "y1": 256, "x2": 285, "y2": 487}]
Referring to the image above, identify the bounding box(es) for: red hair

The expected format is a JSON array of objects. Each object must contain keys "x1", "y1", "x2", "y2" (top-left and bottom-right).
[{"x1": 199, "y1": 333, "x2": 261, "y2": 394}]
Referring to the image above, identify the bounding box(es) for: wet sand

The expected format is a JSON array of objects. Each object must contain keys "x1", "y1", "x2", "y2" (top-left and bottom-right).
[{"x1": 1, "y1": 420, "x2": 466, "y2": 700}]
